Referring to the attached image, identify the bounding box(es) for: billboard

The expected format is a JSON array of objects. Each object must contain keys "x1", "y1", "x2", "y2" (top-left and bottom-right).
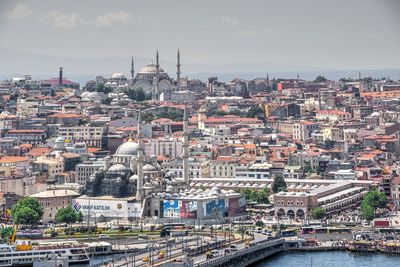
[
  {"x1": 163, "y1": 200, "x2": 181, "y2": 218},
  {"x1": 228, "y1": 197, "x2": 246, "y2": 216},
  {"x1": 72, "y1": 197, "x2": 141, "y2": 218},
  {"x1": 203, "y1": 199, "x2": 228, "y2": 217},
  {"x1": 180, "y1": 201, "x2": 198, "y2": 219}
]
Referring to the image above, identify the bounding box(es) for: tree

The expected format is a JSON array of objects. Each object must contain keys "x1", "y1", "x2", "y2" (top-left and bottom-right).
[
  {"x1": 0, "y1": 227, "x2": 14, "y2": 242},
  {"x1": 311, "y1": 207, "x2": 325, "y2": 220},
  {"x1": 55, "y1": 205, "x2": 81, "y2": 225},
  {"x1": 160, "y1": 226, "x2": 167, "y2": 237},
  {"x1": 363, "y1": 189, "x2": 389, "y2": 210},
  {"x1": 360, "y1": 189, "x2": 389, "y2": 221},
  {"x1": 101, "y1": 97, "x2": 112, "y2": 105},
  {"x1": 361, "y1": 202, "x2": 375, "y2": 221},
  {"x1": 255, "y1": 187, "x2": 270, "y2": 204},
  {"x1": 314, "y1": 76, "x2": 327, "y2": 83},
  {"x1": 304, "y1": 163, "x2": 313, "y2": 173},
  {"x1": 12, "y1": 197, "x2": 43, "y2": 225},
  {"x1": 272, "y1": 175, "x2": 287, "y2": 193},
  {"x1": 246, "y1": 106, "x2": 264, "y2": 118},
  {"x1": 124, "y1": 88, "x2": 148, "y2": 102},
  {"x1": 255, "y1": 221, "x2": 264, "y2": 227}
]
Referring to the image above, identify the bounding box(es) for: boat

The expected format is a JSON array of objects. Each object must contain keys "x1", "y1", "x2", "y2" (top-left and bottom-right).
[
  {"x1": 0, "y1": 240, "x2": 90, "y2": 267},
  {"x1": 379, "y1": 241, "x2": 400, "y2": 255},
  {"x1": 346, "y1": 240, "x2": 377, "y2": 253}
]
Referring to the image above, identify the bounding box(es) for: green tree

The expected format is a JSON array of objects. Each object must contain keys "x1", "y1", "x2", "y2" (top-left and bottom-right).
[
  {"x1": 55, "y1": 205, "x2": 80, "y2": 225},
  {"x1": 314, "y1": 76, "x2": 327, "y2": 83},
  {"x1": 272, "y1": 175, "x2": 287, "y2": 193},
  {"x1": 360, "y1": 189, "x2": 389, "y2": 221},
  {"x1": 124, "y1": 88, "x2": 148, "y2": 102},
  {"x1": 311, "y1": 207, "x2": 325, "y2": 220},
  {"x1": 361, "y1": 202, "x2": 375, "y2": 221},
  {"x1": 304, "y1": 163, "x2": 313, "y2": 173},
  {"x1": 101, "y1": 97, "x2": 112, "y2": 105},
  {"x1": 255, "y1": 220, "x2": 264, "y2": 227},
  {"x1": 160, "y1": 226, "x2": 167, "y2": 237},
  {"x1": 0, "y1": 227, "x2": 14, "y2": 242},
  {"x1": 363, "y1": 189, "x2": 389, "y2": 210},
  {"x1": 246, "y1": 106, "x2": 264, "y2": 118},
  {"x1": 255, "y1": 187, "x2": 270, "y2": 204},
  {"x1": 12, "y1": 197, "x2": 44, "y2": 225}
]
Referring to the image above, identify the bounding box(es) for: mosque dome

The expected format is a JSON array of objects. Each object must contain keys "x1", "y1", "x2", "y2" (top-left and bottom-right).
[
  {"x1": 115, "y1": 139, "x2": 139, "y2": 157},
  {"x1": 111, "y1": 72, "x2": 126, "y2": 79},
  {"x1": 129, "y1": 174, "x2": 138, "y2": 181},
  {"x1": 138, "y1": 64, "x2": 165, "y2": 74},
  {"x1": 108, "y1": 163, "x2": 129, "y2": 173}
]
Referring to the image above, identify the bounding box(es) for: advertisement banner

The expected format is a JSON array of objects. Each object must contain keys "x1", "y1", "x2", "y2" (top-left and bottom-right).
[
  {"x1": 228, "y1": 197, "x2": 246, "y2": 216},
  {"x1": 163, "y1": 200, "x2": 181, "y2": 218},
  {"x1": 204, "y1": 199, "x2": 227, "y2": 217},
  {"x1": 180, "y1": 201, "x2": 198, "y2": 219}
]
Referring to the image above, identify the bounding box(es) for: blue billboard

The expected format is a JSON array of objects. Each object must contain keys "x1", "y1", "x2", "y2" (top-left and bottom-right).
[
  {"x1": 203, "y1": 199, "x2": 228, "y2": 216},
  {"x1": 163, "y1": 200, "x2": 181, "y2": 218}
]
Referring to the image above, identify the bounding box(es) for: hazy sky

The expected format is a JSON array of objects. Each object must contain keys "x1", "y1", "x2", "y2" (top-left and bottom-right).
[{"x1": 0, "y1": 0, "x2": 399, "y2": 70}]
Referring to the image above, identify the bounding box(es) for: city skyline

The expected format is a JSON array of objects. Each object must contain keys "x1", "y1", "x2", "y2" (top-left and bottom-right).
[{"x1": 0, "y1": 0, "x2": 399, "y2": 73}]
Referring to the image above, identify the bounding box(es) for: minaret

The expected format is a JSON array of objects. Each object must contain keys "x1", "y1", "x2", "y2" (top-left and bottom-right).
[
  {"x1": 182, "y1": 106, "x2": 190, "y2": 187},
  {"x1": 176, "y1": 49, "x2": 181, "y2": 91},
  {"x1": 152, "y1": 50, "x2": 160, "y2": 101},
  {"x1": 136, "y1": 108, "x2": 144, "y2": 201},
  {"x1": 266, "y1": 73, "x2": 269, "y2": 86},
  {"x1": 130, "y1": 57, "x2": 135, "y2": 79}
]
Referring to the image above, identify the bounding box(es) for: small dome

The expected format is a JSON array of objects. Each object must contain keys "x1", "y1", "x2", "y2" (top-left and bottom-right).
[
  {"x1": 143, "y1": 164, "x2": 157, "y2": 172},
  {"x1": 111, "y1": 72, "x2": 125, "y2": 79},
  {"x1": 115, "y1": 140, "x2": 139, "y2": 157},
  {"x1": 108, "y1": 164, "x2": 129, "y2": 172},
  {"x1": 129, "y1": 174, "x2": 138, "y2": 181}
]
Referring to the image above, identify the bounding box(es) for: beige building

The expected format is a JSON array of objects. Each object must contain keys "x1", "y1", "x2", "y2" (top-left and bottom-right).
[
  {"x1": 30, "y1": 190, "x2": 80, "y2": 223},
  {"x1": 58, "y1": 126, "x2": 104, "y2": 147},
  {"x1": 35, "y1": 156, "x2": 64, "y2": 179}
]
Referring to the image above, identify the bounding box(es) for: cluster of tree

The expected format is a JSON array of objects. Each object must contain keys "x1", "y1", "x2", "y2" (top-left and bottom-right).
[
  {"x1": 237, "y1": 187, "x2": 270, "y2": 204},
  {"x1": 361, "y1": 189, "x2": 389, "y2": 221},
  {"x1": 311, "y1": 207, "x2": 325, "y2": 220},
  {"x1": 206, "y1": 106, "x2": 264, "y2": 118},
  {"x1": 86, "y1": 83, "x2": 113, "y2": 93},
  {"x1": 0, "y1": 226, "x2": 13, "y2": 242},
  {"x1": 12, "y1": 197, "x2": 44, "y2": 225},
  {"x1": 142, "y1": 109, "x2": 183, "y2": 122},
  {"x1": 272, "y1": 175, "x2": 287, "y2": 193},
  {"x1": 314, "y1": 76, "x2": 328, "y2": 83},
  {"x1": 124, "y1": 88, "x2": 151, "y2": 102},
  {"x1": 55, "y1": 205, "x2": 83, "y2": 225}
]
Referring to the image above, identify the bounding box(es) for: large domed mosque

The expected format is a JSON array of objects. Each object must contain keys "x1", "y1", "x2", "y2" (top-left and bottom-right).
[{"x1": 130, "y1": 49, "x2": 182, "y2": 101}]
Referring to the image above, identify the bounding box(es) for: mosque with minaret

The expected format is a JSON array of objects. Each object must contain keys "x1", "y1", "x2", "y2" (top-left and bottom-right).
[{"x1": 129, "y1": 49, "x2": 182, "y2": 101}]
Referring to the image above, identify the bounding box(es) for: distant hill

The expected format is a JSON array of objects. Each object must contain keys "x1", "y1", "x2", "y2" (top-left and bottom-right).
[{"x1": 0, "y1": 46, "x2": 399, "y2": 84}]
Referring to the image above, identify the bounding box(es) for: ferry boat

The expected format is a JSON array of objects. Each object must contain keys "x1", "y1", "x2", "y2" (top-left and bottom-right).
[
  {"x1": 0, "y1": 240, "x2": 90, "y2": 267},
  {"x1": 346, "y1": 240, "x2": 377, "y2": 253},
  {"x1": 379, "y1": 241, "x2": 400, "y2": 255}
]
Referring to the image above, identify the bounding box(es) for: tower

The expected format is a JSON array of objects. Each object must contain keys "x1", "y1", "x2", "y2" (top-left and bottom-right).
[
  {"x1": 182, "y1": 106, "x2": 190, "y2": 187},
  {"x1": 177, "y1": 49, "x2": 181, "y2": 91},
  {"x1": 136, "y1": 108, "x2": 144, "y2": 201},
  {"x1": 130, "y1": 57, "x2": 135, "y2": 79},
  {"x1": 59, "y1": 67, "x2": 63, "y2": 87}
]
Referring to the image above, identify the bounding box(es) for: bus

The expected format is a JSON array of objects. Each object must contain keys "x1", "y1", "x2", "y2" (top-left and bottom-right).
[{"x1": 280, "y1": 229, "x2": 297, "y2": 237}]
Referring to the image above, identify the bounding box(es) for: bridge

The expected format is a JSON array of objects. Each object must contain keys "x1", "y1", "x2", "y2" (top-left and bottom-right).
[{"x1": 195, "y1": 239, "x2": 286, "y2": 267}]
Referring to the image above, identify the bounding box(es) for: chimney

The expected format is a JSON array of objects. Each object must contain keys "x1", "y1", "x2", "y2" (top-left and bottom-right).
[{"x1": 59, "y1": 67, "x2": 63, "y2": 87}]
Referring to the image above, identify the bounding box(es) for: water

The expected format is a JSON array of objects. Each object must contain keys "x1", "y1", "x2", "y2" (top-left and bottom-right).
[{"x1": 253, "y1": 251, "x2": 400, "y2": 267}]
